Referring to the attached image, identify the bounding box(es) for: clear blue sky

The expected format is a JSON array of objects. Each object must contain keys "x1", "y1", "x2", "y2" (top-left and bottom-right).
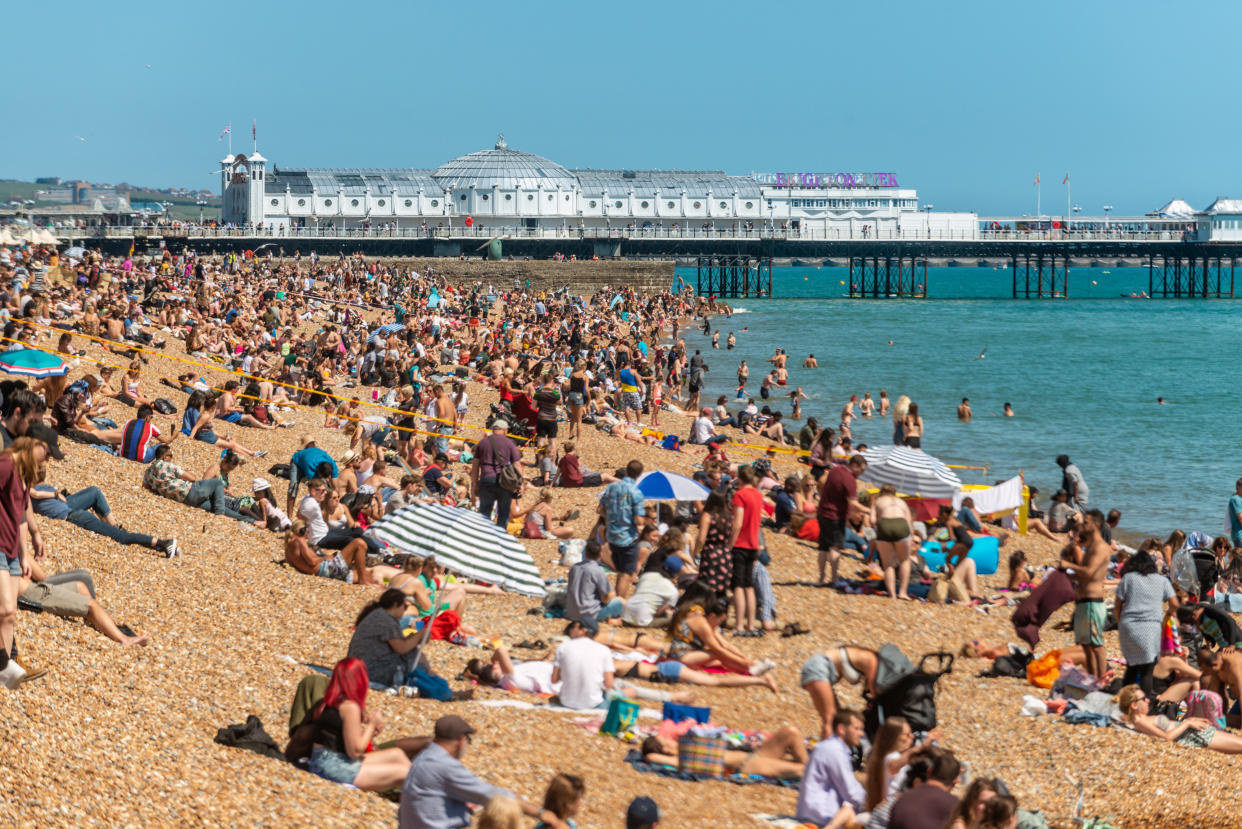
[{"x1": 4, "y1": 1, "x2": 1239, "y2": 216}]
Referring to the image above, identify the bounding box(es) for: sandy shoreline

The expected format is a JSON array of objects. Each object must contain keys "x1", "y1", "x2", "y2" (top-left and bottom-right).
[{"x1": 0, "y1": 272, "x2": 1235, "y2": 829}]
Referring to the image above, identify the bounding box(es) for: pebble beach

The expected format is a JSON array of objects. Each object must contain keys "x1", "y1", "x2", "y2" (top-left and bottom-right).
[{"x1": 1, "y1": 274, "x2": 1238, "y2": 829}]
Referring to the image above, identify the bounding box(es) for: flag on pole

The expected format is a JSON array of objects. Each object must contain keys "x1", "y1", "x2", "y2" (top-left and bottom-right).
[
  {"x1": 252, "y1": 119, "x2": 256, "y2": 142},
  {"x1": 1034, "y1": 173, "x2": 1040, "y2": 186},
  {"x1": 218, "y1": 124, "x2": 231, "y2": 141},
  {"x1": 1062, "y1": 173, "x2": 1069, "y2": 185}
]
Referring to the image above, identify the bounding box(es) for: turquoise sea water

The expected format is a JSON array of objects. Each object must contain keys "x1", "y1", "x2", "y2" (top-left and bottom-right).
[{"x1": 671, "y1": 266, "x2": 1239, "y2": 541}]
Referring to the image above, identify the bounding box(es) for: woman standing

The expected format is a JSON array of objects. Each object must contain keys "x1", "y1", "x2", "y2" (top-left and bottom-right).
[
  {"x1": 307, "y1": 657, "x2": 411, "y2": 790},
  {"x1": 902, "y1": 402, "x2": 924, "y2": 449},
  {"x1": 871, "y1": 484, "x2": 914, "y2": 600},
  {"x1": 891, "y1": 395, "x2": 910, "y2": 446},
  {"x1": 0, "y1": 437, "x2": 47, "y2": 688},
  {"x1": 691, "y1": 491, "x2": 734, "y2": 596},
  {"x1": 808, "y1": 427, "x2": 835, "y2": 481},
  {"x1": 1115, "y1": 550, "x2": 1179, "y2": 694}
]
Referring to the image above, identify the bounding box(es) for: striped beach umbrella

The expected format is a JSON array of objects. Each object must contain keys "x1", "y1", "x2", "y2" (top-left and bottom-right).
[
  {"x1": 635, "y1": 470, "x2": 709, "y2": 501},
  {"x1": 366, "y1": 503, "x2": 546, "y2": 597},
  {"x1": 367, "y1": 322, "x2": 406, "y2": 345},
  {"x1": 861, "y1": 445, "x2": 962, "y2": 498},
  {"x1": 0, "y1": 348, "x2": 68, "y2": 379}
]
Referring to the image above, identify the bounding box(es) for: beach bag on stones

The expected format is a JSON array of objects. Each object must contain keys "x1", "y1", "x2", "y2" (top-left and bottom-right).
[
  {"x1": 865, "y1": 651, "x2": 953, "y2": 737},
  {"x1": 1186, "y1": 689, "x2": 1226, "y2": 729},
  {"x1": 600, "y1": 696, "x2": 641, "y2": 736},
  {"x1": 214, "y1": 715, "x2": 285, "y2": 761},
  {"x1": 927, "y1": 573, "x2": 967, "y2": 604},
  {"x1": 268, "y1": 463, "x2": 292, "y2": 480},
  {"x1": 541, "y1": 582, "x2": 568, "y2": 613},
  {"x1": 498, "y1": 461, "x2": 523, "y2": 493},
  {"x1": 152, "y1": 397, "x2": 178, "y2": 415},
  {"x1": 677, "y1": 729, "x2": 726, "y2": 777},
  {"x1": 558, "y1": 539, "x2": 586, "y2": 567}
]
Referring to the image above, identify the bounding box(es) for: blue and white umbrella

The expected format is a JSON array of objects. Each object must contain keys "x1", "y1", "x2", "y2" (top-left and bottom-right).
[
  {"x1": 634, "y1": 470, "x2": 710, "y2": 501},
  {"x1": 366, "y1": 503, "x2": 546, "y2": 597},
  {"x1": 367, "y1": 322, "x2": 406, "y2": 345},
  {"x1": 861, "y1": 445, "x2": 962, "y2": 499}
]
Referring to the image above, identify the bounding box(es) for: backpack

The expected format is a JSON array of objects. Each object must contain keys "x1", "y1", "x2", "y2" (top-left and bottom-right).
[
  {"x1": 152, "y1": 397, "x2": 178, "y2": 415},
  {"x1": 864, "y1": 651, "x2": 954, "y2": 737},
  {"x1": 660, "y1": 434, "x2": 681, "y2": 451}
]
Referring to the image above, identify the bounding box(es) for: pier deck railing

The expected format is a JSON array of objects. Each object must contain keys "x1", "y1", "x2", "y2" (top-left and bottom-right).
[{"x1": 58, "y1": 226, "x2": 1191, "y2": 244}]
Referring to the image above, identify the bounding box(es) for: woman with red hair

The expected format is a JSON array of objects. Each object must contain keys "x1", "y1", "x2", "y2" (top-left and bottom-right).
[{"x1": 308, "y1": 657, "x2": 410, "y2": 789}]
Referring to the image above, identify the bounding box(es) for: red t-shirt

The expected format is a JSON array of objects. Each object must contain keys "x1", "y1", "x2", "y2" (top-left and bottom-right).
[
  {"x1": 731, "y1": 486, "x2": 764, "y2": 550},
  {"x1": 817, "y1": 464, "x2": 857, "y2": 521},
  {"x1": 557, "y1": 453, "x2": 583, "y2": 487},
  {"x1": 0, "y1": 455, "x2": 28, "y2": 561}
]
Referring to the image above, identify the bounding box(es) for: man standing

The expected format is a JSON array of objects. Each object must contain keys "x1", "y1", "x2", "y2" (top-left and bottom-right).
[
  {"x1": 470, "y1": 420, "x2": 521, "y2": 527},
  {"x1": 617, "y1": 362, "x2": 644, "y2": 425},
  {"x1": 817, "y1": 455, "x2": 866, "y2": 585},
  {"x1": 1056, "y1": 454, "x2": 1089, "y2": 512},
  {"x1": 957, "y1": 397, "x2": 971, "y2": 422},
  {"x1": 795, "y1": 709, "x2": 867, "y2": 828},
  {"x1": 1063, "y1": 513, "x2": 1111, "y2": 679},
  {"x1": 432, "y1": 383, "x2": 456, "y2": 454},
  {"x1": 1228, "y1": 478, "x2": 1242, "y2": 548},
  {"x1": 533, "y1": 373, "x2": 561, "y2": 456},
  {"x1": 398, "y1": 715, "x2": 549, "y2": 829},
  {"x1": 687, "y1": 350, "x2": 707, "y2": 412},
  {"x1": 600, "y1": 460, "x2": 645, "y2": 598},
  {"x1": 728, "y1": 465, "x2": 764, "y2": 635}
]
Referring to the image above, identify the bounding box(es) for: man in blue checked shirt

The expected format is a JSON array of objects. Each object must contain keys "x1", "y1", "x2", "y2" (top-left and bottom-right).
[{"x1": 600, "y1": 459, "x2": 646, "y2": 598}]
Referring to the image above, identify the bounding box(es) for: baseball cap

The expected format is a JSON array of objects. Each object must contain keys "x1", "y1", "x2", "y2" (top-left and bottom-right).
[
  {"x1": 626, "y1": 796, "x2": 661, "y2": 829},
  {"x1": 434, "y1": 715, "x2": 476, "y2": 741},
  {"x1": 492, "y1": 419, "x2": 509, "y2": 432},
  {"x1": 662, "y1": 556, "x2": 684, "y2": 576},
  {"x1": 566, "y1": 616, "x2": 599, "y2": 636},
  {"x1": 27, "y1": 421, "x2": 63, "y2": 460}
]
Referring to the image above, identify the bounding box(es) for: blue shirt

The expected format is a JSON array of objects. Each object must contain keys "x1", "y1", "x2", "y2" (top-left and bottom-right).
[
  {"x1": 1229, "y1": 494, "x2": 1242, "y2": 545},
  {"x1": 796, "y1": 736, "x2": 865, "y2": 826},
  {"x1": 398, "y1": 742, "x2": 512, "y2": 829},
  {"x1": 958, "y1": 507, "x2": 984, "y2": 532},
  {"x1": 600, "y1": 476, "x2": 644, "y2": 548},
  {"x1": 292, "y1": 446, "x2": 338, "y2": 481},
  {"x1": 31, "y1": 485, "x2": 71, "y2": 520}
]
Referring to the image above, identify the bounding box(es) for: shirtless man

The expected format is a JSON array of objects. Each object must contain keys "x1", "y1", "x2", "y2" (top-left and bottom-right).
[
  {"x1": 957, "y1": 397, "x2": 972, "y2": 423},
  {"x1": 879, "y1": 390, "x2": 890, "y2": 417},
  {"x1": 1198, "y1": 647, "x2": 1242, "y2": 727},
  {"x1": 433, "y1": 383, "x2": 456, "y2": 453},
  {"x1": 1062, "y1": 512, "x2": 1111, "y2": 679},
  {"x1": 768, "y1": 348, "x2": 787, "y2": 370},
  {"x1": 283, "y1": 518, "x2": 379, "y2": 586},
  {"x1": 803, "y1": 353, "x2": 818, "y2": 368}
]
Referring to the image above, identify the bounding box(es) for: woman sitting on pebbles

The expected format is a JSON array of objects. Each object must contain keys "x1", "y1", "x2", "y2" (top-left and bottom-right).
[
  {"x1": 1117, "y1": 684, "x2": 1242, "y2": 753},
  {"x1": 306, "y1": 657, "x2": 411, "y2": 790},
  {"x1": 663, "y1": 592, "x2": 776, "y2": 681},
  {"x1": 513, "y1": 489, "x2": 578, "y2": 540}
]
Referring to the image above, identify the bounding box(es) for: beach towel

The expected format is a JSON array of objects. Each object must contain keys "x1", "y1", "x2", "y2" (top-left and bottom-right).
[{"x1": 623, "y1": 750, "x2": 799, "y2": 788}]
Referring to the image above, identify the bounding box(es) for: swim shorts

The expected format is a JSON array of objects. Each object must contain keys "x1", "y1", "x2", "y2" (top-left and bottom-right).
[
  {"x1": 21, "y1": 581, "x2": 89, "y2": 617},
  {"x1": 800, "y1": 652, "x2": 839, "y2": 687},
  {"x1": 818, "y1": 518, "x2": 846, "y2": 551},
  {"x1": 1072, "y1": 598, "x2": 1106, "y2": 647},
  {"x1": 317, "y1": 553, "x2": 352, "y2": 582},
  {"x1": 623, "y1": 392, "x2": 642, "y2": 412},
  {"x1": 222, "y1": 412, "x2": 243, "y2": 424}
]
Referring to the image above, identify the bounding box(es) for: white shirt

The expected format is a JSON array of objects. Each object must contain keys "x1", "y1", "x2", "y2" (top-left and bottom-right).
[
  {"x1": 621, "y1": 572, "x2": 680, "y2": 627},
  {"x1": 298, "y1": 495, "x2": 330, "y2": 545},
  {"x1": 690, "y1": 416, "x2": 714, "y2": 443},
  {"x1": 553, "y1": 637, "x2": 614, "y2": 709},
  {"x1": 500, "y1": 661, "x2": 559, "y2": 695}
]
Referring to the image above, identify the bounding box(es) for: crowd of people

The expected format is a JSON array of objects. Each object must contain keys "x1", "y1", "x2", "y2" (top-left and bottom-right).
[{"x1": 5, "y1": 235, "x2": 1242, "y2": 828}]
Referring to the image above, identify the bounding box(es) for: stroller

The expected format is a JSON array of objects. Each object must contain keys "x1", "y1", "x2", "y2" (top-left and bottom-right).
[
  {"x1": 485, "y1": 401, "x2": 534, "y2": 445},
  {"x1": 863, "y1": 647, "x2": 954, "y2": 738}
]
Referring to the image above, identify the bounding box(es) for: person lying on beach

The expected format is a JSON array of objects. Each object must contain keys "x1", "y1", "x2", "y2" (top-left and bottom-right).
[
  {"x1": 552, "y1": 617, "x2": 698, "y2": 709},
  {"x1": 1117, "y1": 684, "x2": 1242, "y2": 753},
  {"x1": 639, "y1": 725, "x2": 806, "y2": 779},
  {"x1": 20, "y1": 561, "x2": 151, "y2": 646},
  {"x1": 30, "y1": 474, "x2": 178, "y2": 557}
]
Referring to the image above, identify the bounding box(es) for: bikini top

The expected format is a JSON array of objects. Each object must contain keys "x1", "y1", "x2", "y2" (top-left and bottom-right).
[{"x1": 837, "y1": 646, "x2": 863, "y2": 684}]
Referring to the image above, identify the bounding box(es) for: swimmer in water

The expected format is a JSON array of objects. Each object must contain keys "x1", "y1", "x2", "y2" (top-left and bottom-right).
[
  {"x1": 1157, "y1": 397, "x2": 1165, "y2": 405},
  {"x1": 1003, "y1": 402, "x2": 1015, "y2": 417},
  {"x1": 887, "y1": 340, "x2": 894, "y2": 346},
  {"x1": 803, "y1": 353, "x2": 818, "y2": 368}
]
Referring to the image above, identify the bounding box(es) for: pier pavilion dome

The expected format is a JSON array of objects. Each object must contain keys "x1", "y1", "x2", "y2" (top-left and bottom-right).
[
  {"x1": 431, "y1": 135, "x2": 577, "y2": 191},
  {"x1": 430, "y1": 134, "x2": 579, "y2": 218}
]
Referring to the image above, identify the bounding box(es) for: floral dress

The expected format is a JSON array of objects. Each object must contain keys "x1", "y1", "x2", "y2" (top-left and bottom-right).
[{"x1": 697, "y1": 511, "x2": 733, "y2": 595}]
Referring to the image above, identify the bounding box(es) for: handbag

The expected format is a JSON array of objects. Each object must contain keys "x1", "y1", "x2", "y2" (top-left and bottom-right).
[
  {"x1": 600, "y1": 696, "x2": 640, "y2": 736},
  {"x1": 677, "y1": 730, "x2": 726, "y2": 777}
]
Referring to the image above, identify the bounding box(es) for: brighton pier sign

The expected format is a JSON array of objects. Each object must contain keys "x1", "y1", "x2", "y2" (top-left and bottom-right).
[{"x1": 753, "y1": 172, "x2": 899, "y2": 189}]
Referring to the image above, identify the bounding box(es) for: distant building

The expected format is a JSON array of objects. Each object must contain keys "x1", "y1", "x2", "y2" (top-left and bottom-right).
[
  {"x1": 220, "y1": 135, "x2": 976, "y2": 237},
  {"x1": 35, "y1": 176, "x2": 61, "y2": 185},
  {"x1": 1194, "y1": 198, "x2": 1242, "y2": 241}
]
